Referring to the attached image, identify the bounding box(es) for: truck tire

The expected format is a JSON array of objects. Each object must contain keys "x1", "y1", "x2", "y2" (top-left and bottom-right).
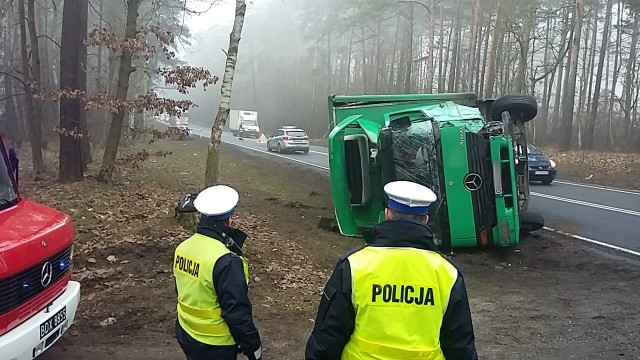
[
  {"x1": 520, "y1": 211, "x2": 545, "y2": 237},
  {"x1": 491, "y1": 94, "x2": 538, "y2": 123}
]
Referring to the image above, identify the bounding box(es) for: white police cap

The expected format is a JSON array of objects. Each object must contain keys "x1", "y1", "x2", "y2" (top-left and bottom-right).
[
  {"x1": 384, "y1": 181, "x2": 437, "y2": 216},
  {"x1": 193, "y1": 185, "x2": 239, "y2": 219}
]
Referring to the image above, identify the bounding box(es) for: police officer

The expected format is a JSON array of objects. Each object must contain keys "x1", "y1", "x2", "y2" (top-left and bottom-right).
[
  {"x1": 173, "y1": 185, "x2": 263, "y2": 360},
  {"x1": 305, "y1": 181, "x2": 477, "y2": 360}
]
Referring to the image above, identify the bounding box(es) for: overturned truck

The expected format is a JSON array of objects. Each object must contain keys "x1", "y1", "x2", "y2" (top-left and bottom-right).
[{"x1": 325, "y1": 93, "x2": 544, "y2": 251}]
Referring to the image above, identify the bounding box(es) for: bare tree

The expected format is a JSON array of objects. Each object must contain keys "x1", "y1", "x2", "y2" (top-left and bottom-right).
[
  {"x1": 17, "y1": 0, "x2": 45, "y2": 178},
  {"x1": 58, "y1": 0, "x2": 88, "y2": 182},
  {"x1": 97, "y1": 0, "x2": 140, "y2": 183},
  {"x1": 584, "y1": 0, "x2": 613, "y2": 149},
  {"x1": 560, "y1": 0, "x2": 584, "y2": 150},
  {"x1": 204, "y1": 0, "x2": 247, "y2": 187}
]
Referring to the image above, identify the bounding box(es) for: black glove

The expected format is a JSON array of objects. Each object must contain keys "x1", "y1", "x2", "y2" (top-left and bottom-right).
[{"x1": 240, "y1": 345, "x2": 263, "y2": 360}]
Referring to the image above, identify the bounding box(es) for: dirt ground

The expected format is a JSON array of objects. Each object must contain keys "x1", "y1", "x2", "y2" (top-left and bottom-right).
[
  {"x1": 18, "y1": 138, "x2": 639, "y2": 360},
  {"x1": 542, "y1": 148, "x2": 640, "y2": 190}
]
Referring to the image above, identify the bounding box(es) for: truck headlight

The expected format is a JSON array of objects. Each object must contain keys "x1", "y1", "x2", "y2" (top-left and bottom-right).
[{"x1": 550, "y1": 159, "x2": 556, "y2": 168}]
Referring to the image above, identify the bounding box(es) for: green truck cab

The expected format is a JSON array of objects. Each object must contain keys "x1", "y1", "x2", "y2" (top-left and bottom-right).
[{"x1": 326, "y1": 93, "x2": 544, "y2": 251}]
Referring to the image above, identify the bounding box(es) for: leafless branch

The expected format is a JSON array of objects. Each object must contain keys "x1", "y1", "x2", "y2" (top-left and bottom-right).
[
  {"x1": 0, "y1": 92, "x2": 26, "y2": 102},
  {"x1": 37, "y1": 34, "x2": 61, "y2": 48},
  {"x1": 0, "y1": 71, "x2": 29, "y2": 88}
]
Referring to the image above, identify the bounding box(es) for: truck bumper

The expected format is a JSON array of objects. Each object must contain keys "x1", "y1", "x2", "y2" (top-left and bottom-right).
[{"x1": 0, "y1": 281, "x2": 81, "y2": 360}]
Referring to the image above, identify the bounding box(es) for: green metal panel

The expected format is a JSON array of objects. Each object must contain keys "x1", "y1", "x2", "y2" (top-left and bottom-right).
[
  {"x1": 328, "y1": 115, "x2": 386, "y2": 237},
  {"x1": 355, "y1": 118, "x2": 381, "y2": 144},
  {"x1": 489, "y1": 137, "x2": 520, "y2": 246},
  {"x1": 328, "y1": 115, "x2": 360, "y2": 236},
  {"x1": 330, "y1": 93, "x2": 478, "y2": 108},
  {"x1": 439, "y1": 125, "x2": 477, "y2": 248}
]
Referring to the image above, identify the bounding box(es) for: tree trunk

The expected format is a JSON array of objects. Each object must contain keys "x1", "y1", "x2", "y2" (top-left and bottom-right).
[
  {"x1": 468, "y1": 0, "x2": 480, "y2": 90},
  {"x1": 479, "y1": 11, "x2": 492, "y2": 96},
  {"x1": 560, "y1": 0, "x2": 584, "y2": 151},
  {"x1": 204, "y1": 0, "x2": 246, "y2": 187},
  {"x1": 59, "y1": 0, "x2": 88, "y2": 182},
  {"x1": 360, "y1": 24, "x2": 367, "y2": 93},
  {"x1": 18, "y1": 0, "x2": 45, "y2": 178},
  {"x1": 585, "y1": 7, "x2": 597, "y2": 116},
  {"x1": 551, "y1": 13, "x2": 570, "y2": 142},
  {"x1": 448, "y1": 2, "x2": 462, "y2": 92},
  {"x1": 608, "y1": 1, "x2": 623, "y2": 150},
  {"x1": 577, "y1": 11, "x2": 592, "y2": 148},
  {"x1": 404, "y1": 2, "x2": 415, "y2": 93},
  {"x1": 483, "y1": 0, "x2": 501, "y2": 98},
  {"x1": 426, "y1": 0, "x2": 436, "y2": 93},
  {"x1": 374, "y1": 19, "x2": 382, "y2": 93},
  {"x1": 347, "y1": 30, "x2": 354, "y2": 93},
  {"x1": 515, "y1": 6, "x2": 535, "y2": 93},
  {"x1": 623, "y1": 12, "x2": 639, "y2": 150},
  {"x1": 437, "y1": 6, "x2": 445, "y2": 92},
  {"x1": 2, "y1": 19, "x2": 22, "y2": 143},
  {"x1": 97, "y1": 0, "x2": 139, "y2": 183},
  {"x1": 584, "y1": 0, "x2": 612, "y2": 150},
  {"x1": 26, "y1": 0, "x2": 44, "y2": 141},
  {"x1": 538, "y1": 13, "x2": 552, "y2": 145},
  {"x1": 388, "y1": 16, "x2": 400, "y2": 91},
  {"x1": 78, "y1": 0, "x2": 91, "y2": 167}
]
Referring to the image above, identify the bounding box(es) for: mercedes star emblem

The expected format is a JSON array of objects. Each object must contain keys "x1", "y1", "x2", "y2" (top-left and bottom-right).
[
  {"x1": 463, "y1": 173, "x2": 483, "y2": 192},
  {"x1": 41, "y1": 262, "x2": 53, "y2": 287}
]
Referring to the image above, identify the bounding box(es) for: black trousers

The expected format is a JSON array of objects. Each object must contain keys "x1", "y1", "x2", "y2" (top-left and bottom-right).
[{"x1": 175, "y1": 320, "x2": 239, "y2": 360}]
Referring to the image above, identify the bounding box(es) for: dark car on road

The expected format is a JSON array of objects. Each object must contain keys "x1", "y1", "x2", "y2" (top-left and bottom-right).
[{"x1": 527, "y1": 144, "x2": 556, "y2": 184}]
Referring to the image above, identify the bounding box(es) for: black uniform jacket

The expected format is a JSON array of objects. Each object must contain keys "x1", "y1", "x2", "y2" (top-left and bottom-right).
[
  {"x1": 175, "y1": 217, "x2": 262, "y2": 359},
  {"x1": 305, "y1": 219, "x2": 478, "y2": 360}
]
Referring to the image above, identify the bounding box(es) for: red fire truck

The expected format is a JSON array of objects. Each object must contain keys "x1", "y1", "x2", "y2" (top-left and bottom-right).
[{"x1": 0, "y1": 134, "x2": 80, "y2": 359}]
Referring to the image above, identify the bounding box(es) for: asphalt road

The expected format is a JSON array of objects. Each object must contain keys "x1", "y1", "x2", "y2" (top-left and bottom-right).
[{"x1": 187, "y1": 124, "x2": 640, "y2": 256}]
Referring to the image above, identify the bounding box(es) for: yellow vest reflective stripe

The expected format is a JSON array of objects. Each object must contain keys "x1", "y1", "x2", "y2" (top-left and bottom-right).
[
  {"x1": 341, "y1": 246, "x2": 458, "y2": 360},
  {"x1": 174, "y1": 233, "x2": 249, "y2": 346}
]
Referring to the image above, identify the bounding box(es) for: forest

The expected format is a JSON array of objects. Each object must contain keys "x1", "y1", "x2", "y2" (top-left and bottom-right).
[
  {"x1": 184, "y1": 0, "x2": 640, "y2": 153},
  {"x1": 0, "y1": 0, "x2": 639, "y2": 183}
]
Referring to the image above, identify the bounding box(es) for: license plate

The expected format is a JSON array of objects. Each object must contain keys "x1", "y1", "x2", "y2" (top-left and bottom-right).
[
  {"x1": 535, "y1": 171, "x2": 549, "y2": 175},
  {"x1": 40, "y1": 307, "x2": 67, "y2": 339}
]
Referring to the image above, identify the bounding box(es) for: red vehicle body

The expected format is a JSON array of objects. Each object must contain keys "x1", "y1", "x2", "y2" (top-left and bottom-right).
[{"x1": 0, "y1": 135, "x2": 80, "y2": 359}]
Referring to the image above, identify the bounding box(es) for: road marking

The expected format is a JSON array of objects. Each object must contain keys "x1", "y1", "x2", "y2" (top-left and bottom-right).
[
  {"x1": 553, "y1": 180, "x2": 640, "y2": 196},
  {"x1": 223, "y1": 139, "x2": 331, "y2": 171},
  {"x1": 543, "y1": 227, "x2": 640, "y2": 257},
  {"x1": 309, "y1": 149, "x2": 328, "y2": 155},
  {"x1": 531, "y1": 192, "x2": 640, "y2": 217}
]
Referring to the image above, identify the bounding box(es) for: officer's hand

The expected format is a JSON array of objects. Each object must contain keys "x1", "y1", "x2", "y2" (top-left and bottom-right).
[{"x1": 240, "y1": 346, "x2": 262, "y2": 360}]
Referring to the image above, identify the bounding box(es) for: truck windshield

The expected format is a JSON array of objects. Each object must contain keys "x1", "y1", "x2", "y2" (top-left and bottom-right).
[
  {"x1": 0, "y1": 149, "x2": 18, "y2": 208},
  {"x1": 243, "y1": 120, "x2": 258, "y2": 126},
  {"x1": 391, "y1": 119, "x2": 441, "y2": 200}
]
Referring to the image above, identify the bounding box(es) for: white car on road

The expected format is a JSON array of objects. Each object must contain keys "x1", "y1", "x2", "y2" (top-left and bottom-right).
[{"x1": 267, "y1": 126, "x2": 310, "y2": 154}]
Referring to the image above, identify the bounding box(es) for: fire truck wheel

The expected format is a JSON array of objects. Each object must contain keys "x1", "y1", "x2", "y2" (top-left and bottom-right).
[{"x1": 491, "y1": 94, "x2": 538, "y2": 123}]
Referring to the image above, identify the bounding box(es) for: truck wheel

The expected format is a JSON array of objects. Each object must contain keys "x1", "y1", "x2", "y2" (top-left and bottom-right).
[
  {"x1": 520, "y1": 211, "x2": 545, "y2": 237},
  {"x1": 491, "y1": 94, "x2": 538, "y2": 123}
]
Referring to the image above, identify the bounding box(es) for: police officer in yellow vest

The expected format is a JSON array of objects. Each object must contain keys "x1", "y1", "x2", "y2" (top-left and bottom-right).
[
  {"x1": 306, "y1": 181, "x2": 477, "y2": 360},
  {"x1": 174, "y1": 185, "x2": 263, "y2": 360}
]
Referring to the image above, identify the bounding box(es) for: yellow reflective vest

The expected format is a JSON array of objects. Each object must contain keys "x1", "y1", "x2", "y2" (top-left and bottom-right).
[
  {"x1": 341, "y1": 246, "x2": 458, "y2": 360},
  {"x1": 174, "y1": 233, "x2": 249, "y2": 346}
]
